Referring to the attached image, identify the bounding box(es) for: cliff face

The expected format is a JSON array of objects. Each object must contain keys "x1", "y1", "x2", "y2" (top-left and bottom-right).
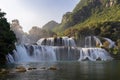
[
  {"x1": 55, "y1": 0, "x2": 120, "y2": 31},
  {"x1": 59, "y1": 0, "x2": 102, "y2": 30}
]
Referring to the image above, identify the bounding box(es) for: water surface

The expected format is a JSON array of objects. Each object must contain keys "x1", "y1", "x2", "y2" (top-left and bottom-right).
[{"x1": 0, "y1": 61, "x2": 120, "y2": 80}]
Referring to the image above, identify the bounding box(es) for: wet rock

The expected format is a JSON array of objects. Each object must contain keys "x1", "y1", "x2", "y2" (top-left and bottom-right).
[
  {"x1": 96, "y1": 57, "x2": 101, "y2": 61},
  {"x1": 15, "y1": 66, "x2": 27, "y2": 72},
  {"x1": 40, "y1": 67, "x2": 46, "y2": 70},
  {"x1": 48, "y1": 66, "x2": 58, "y2": 70},
  {"x1": 0, "y1": 69, "x2": 9, "y2": 74},
  {"x1": 82, "y1": 57, "x2": 89, "y2": 61},
  {"x1": 28, "y1": 67, "x2": 37, "y2": 70}
]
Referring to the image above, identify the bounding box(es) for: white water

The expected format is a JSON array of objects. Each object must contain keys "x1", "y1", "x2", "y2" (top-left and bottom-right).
[
  {"x1": 7, "y1": 36, "x2": 114, "y2": 63},
  {"x1": 85, "y1": 36, "x2": 92, "y2": 48},
  {"x1": 6, "y1": 54, "x2": 14, "y2": 63},
  {"x1": 93, "y1": 36, "x2": 103, "y2": 47},
  {"x1": 7, "y1": 45, "x2": 57, "y2": 63},
  {"x1": 7, "y1": 46, "x2": 113, "y2": 63},
  {"x1": 31, "y1": 45, "x2": 56, "y2": 61},
  {"x1": 37, "y1": 37, "x2": 76, "y2": 47},
  {"x1": 78, "y1": 48, "x2": 113, "y2": 61},
  {"x1": 13, "y1": 45, "x2": 33, "y2": 62}
]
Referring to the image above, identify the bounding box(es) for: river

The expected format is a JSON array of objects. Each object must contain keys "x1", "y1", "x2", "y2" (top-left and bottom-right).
[{"x1": 0, "y1": 61, "x2": 120, "y2": 80}]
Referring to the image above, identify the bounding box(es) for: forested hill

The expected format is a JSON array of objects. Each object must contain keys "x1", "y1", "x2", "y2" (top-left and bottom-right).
[
  {"x1": 42, "y1": 20, "x2": 59, "y2": 31},
  {"x1": 53, "y1": 0, "x2": 120, "y2": 34},
  {"x1": 52, "y1": 0, "x2": 120, "y2": 57}
]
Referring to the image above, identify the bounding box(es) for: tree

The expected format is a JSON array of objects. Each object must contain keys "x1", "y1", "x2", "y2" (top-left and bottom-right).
[{"x1": 0, "y1": 10, "x2": 16, "y2": 64}]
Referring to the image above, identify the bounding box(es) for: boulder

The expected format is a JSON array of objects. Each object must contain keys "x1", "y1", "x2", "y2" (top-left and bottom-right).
[
  {"x1": 0, "y1": 69, "x2": 9, "y2": 74},
  {"x1": 47, "y1": 66, "x2": 58, "y2": 70},
  {"x1": 15, "y1": 66, "x2": 27, "y2": 72},
  {"x1": 28, "y1": 67, "x2": 37, "y2": 70},
  {"x1": 40, "y1": 67, "x2": 46, "y2": 70}
]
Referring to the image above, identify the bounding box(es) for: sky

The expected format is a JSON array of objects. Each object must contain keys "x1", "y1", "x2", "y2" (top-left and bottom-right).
[{"x1": 0, "y1": 0, "x2": 79, "y2": 32}]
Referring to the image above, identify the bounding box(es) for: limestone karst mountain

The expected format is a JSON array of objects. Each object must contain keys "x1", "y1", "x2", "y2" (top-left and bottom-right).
[{"x1": 42, "y1": 20, "x2": 59, "y2": 31}]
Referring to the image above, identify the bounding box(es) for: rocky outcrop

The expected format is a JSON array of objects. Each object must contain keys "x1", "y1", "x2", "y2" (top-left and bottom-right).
[
  {"x1": 106, "y1": 0, "x2": 117, "y2": 7},
  {"x1": 15, "y1": 66, "x2": 27, "y2": 72},
  {"x1": 10, "y1": 19, "x2": 30, "y2": 44},
  {"x1": 47, "y1": 66, "x2": 58, "y2": 70},
  {"x1": 58, "y1": 0, "x2": 102, "y2": 30},
  {"x1": 62, "y1": 12, "x2": 71, "y2": 23}
]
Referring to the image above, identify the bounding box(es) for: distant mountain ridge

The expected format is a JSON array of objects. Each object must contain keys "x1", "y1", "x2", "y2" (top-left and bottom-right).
[{"x1": 42, "y1": 20, "x2": 59, "y2": 31}]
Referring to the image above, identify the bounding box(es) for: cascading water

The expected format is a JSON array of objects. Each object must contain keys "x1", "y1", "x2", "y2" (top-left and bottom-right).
[
  {"x1": 85, "y1": 36, "x2": 103, "y2": 47},
  {"x1": 7, "y1": 45, "x2": 57, "y2": 63},
  {"x1": 37, "y1": 36, "x2": 76, "y2": 47},
  {"x1": 7, "y1": 36, "x2": 113, "y2": 63},
  {"x1": 93, "y1": 36, "x2": 103, "y2": 47},
  {"x1": 85, "y1": 36, "x2": 92, "y2": 48},
  {"x1": 78, "y1": 48, "x2": 112, "y2": 61},
  {"x1": 6, "y1": 54, "x2": 15, "y2": 63}
]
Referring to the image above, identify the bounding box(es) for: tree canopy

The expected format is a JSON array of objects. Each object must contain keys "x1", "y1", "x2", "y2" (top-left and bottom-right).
[{"x1": 0, "y1": 10, "x2": 16, "y2": 64}]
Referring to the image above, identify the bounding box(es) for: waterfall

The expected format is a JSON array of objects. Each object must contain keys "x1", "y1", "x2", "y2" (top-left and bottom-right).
[
  {"x1": 78, "y1": 48, "x2": 113, "y2": 61},
  {"x1": 7, "y1": 36, "x2": 114, "y2": 63},
  {"x1": 37, "y1": 37, "x2": 76, "y2": 47},
  {"x1": 85, "y1": 36, "x2": 104, "y2": 48},
  {"x1": 36, "y1": 38, "x2": 45, "y2": 45},
  {"x1": 31, "y1": 45, "x2": 56, "y2": 61},
  {"x1": 7, "y1": 46, "x2": 113, "y2": 63},
  {"x1": 85, "y1": 36, "x2": 92, "y2": 48},
  {"x1": 7, "y1": 45, "x2": 57, "y2": 63},
  {"x1": 93, "y1": 36, "x2": 103, "y2": 47},
  {"x1": 13, "y1": 45, "x2": 34, "y2": 62},
  {"x1": 6, "y1": 54, "x2": 15, "y2": 63}
]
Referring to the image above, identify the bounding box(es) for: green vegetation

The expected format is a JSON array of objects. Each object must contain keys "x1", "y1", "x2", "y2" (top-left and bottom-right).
[
  {"x1": 0, "y1": 10, "x2": 16, "y2": 64},
  {"x1": 55, "y1": 0, "x2": 120, "y2": 32},
  {"x1": 42, "y1": 20, "x2": 59, "y2": 31},
  {"x1": 52, "y1": 0, "x2": 120, "y2": 59},
  {"x1": 63, "y1": 21, "x2": 120, "y2": 58}
]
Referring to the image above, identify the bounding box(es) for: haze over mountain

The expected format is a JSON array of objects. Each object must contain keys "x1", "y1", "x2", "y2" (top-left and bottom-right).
[{"x1": 42, "y1": 20, "x2": 59, "y2": 31}]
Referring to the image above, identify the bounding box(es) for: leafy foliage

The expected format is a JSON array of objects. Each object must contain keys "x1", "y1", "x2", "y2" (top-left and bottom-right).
[
  {"x1": 0, "y1": 10, "x2": 16, "y2": 63},
  {"x1": 53, "y1": 0, "x2": 120, "y2": 59},
  {"x1": 54, "y1": 0, "x2": 120, "y2": 33}
]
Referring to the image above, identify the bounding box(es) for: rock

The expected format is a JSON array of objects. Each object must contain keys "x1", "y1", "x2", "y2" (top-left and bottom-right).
[
  {"x1": 28, "y1": 67, "x2": 37, "y2": 70},
  {"x1": 48, "y1": 66, "x2": 57, "y2": 70},
  {"x1": 96, "y1": 57, "x2": 101, "y2": 61},
  {"x1": 16, "y1": 66, "x2": 25, "y2": 69},
  {"x1": 15, "y1": 66, "x2": 27, "y2": 72},
  {"x1": 82, "y1": 57, "x2": 89, "y2": 61},
  {"x1": 0, "y1": 69, "x2": 9, "y2": 74},
  {"x1": 40, "y1": 67, "x2": 46, "y2": 70}
]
